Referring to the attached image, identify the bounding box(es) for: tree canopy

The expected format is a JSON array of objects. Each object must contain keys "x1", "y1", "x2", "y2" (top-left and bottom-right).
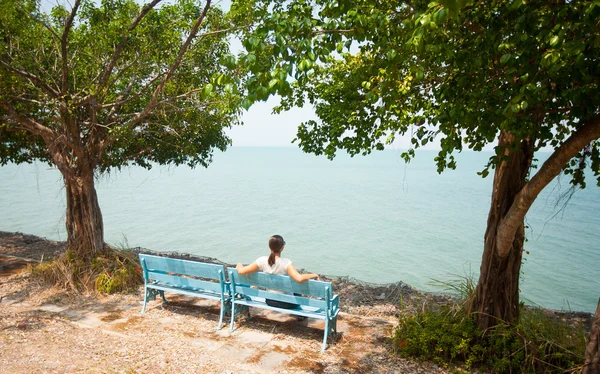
[
  {"x1": 0, "y1": 0, "x2": 242, "y2": 173},
  {"x1": 235, "y1": 0, "x2": 600, "y2": 185}
]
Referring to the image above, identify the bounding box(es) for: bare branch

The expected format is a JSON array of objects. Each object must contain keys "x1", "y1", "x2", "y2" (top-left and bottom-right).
[
  {"x1": 102, "y1": 71, "x2": 166, "y2": 111},
  {"x1": 312, "y1": 29, "x2": 355, "y2": 36},
  {"x1": 195, "y1": 24, "x2": 251, "y2": 39},
  {"x1": 61, "y1": 0, "x2": 82, "y2": 93},
  {"x1": 155, "y1": 88, "x2": 204, "y2": 105},
  {"x1": 6, "y1": 95, "x2": 44, "y2": 105},
  {"x1": 496, "y1": 114, "x2": 600, "y2": 257}
]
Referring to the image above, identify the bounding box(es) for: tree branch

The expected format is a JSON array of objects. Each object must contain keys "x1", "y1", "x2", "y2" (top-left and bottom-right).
[
  {"x1": 194, "y1": 24, "x2": 251, "y2": 39},
  {"x1": 0, "y1": 60, "x2": 60, "y2": 98},
  {"x1": 496, "y1": 114, "x2": 600, "y2": 257},
  {"x1": 312, "y1": 29, "x2": 355, "y2": 36},
  {"x1": 128, "y1": 0, "x2": 213, "y2": 128},
  {"x1": 0, "y1": 100, "x2": 56, "y2": 139},
  {"x1": 102, "y1": 71, "x2": 166, "y2": 111},
  {"x1": 97, "y1": 0, "x2": 164, "y2": 93},
  {"x1": 28, "y1": 11, "x2": 61, "y2": 41},
  {"x1": 61, "y1": 0, "x2": 82, "y2": 93}
]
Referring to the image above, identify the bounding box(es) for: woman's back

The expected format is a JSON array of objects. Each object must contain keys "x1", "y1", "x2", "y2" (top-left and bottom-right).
[{"x1": 255, "y1": 256, "x2": 292, "y2": 275}]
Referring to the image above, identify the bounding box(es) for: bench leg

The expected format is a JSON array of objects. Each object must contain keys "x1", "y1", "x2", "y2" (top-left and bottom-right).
[
  {"x1": 217, "y1": 299, "x2": 226, "y2": 330},
  {"x1": 322, "y1": 318, "x2": 329, "y2": 351},
  {"x1": 229, "y1": 301, "x2": 236, "y2": 332},
  {"x1": 332, "y1": 317, "x2": 338, "y2": 336},
  {"x1": 242, "y1": 305, "x2": 251, "y2": 320},
  {"x1": 142, "y1": 288, "x2": 166, "y2": 314},
  {"x1": 141, "y1": 286, "x2": 148, "y2": 314}
]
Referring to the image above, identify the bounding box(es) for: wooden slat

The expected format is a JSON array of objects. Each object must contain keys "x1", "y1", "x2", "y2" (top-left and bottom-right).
[
  {"x1": 229, "y1": 270, "x2": 332, "y2": 299},
  {"x1": 234, "y1": 287, "x2": 327, "y2": 309},
  {"x1": 139, "y1": 254, "x2": 224, "y2": 279},
  {"x1": 148, "y1": 272, "x2": 222, "y2": 294},
  {"x1": 234, "y1": 299, "x2": 326, "y2": 319},
  {"x1": 147, "y1": 283, "x2": 223, "y2": 301}
]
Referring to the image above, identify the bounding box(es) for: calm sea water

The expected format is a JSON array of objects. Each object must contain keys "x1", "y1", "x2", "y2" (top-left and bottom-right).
[{"x1": 1, "y1": 148, "x2": 598, "y2": 313}]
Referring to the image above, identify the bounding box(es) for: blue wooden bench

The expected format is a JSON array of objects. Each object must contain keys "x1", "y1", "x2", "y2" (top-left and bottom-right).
[
  {"x1": 138, "y1": 254, "x2": 229, "y2": 329},
  {"x1": 228, "y1": 269, "x2": 339, "y2": 351}
]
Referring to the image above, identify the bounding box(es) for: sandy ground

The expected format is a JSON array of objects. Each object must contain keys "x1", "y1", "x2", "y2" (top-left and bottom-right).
[
  {"x1": 0, "y1": 257, "x2": 453, "y2": 374},
  {"x1": 0, "y1": 232, "x2": 456, "y2": 373}
]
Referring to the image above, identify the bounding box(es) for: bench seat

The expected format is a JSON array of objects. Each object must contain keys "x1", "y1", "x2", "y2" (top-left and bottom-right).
[
  {"x1": 139, "y1": 254, "x2": 229, "y2": 329},
  {"x1": 234, "y1": 297, "x2": 327, "y2": 318},
  {"x1": 228, "y1": 269, "x2": 339, "y2": 351}
]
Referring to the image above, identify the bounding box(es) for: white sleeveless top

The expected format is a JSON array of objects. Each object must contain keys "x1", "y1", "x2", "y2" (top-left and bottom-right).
[{"x1": 254, "y1": 256, "x2": 292, "y2": 275}]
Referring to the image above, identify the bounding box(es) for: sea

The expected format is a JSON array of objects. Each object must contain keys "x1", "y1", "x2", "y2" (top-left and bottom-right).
[{"x1": 1, "y1": 147, "x2": 598, "y2": 313}]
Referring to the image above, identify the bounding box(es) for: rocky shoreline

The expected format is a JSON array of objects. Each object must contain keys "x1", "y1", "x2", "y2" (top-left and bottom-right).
[{"x1": 0, "y1": 230, "x2": 593, "y2": 327}]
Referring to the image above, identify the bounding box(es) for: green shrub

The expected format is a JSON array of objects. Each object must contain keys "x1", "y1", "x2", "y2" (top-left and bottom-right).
[
  {"x1": 393, "y1": 304, "x2": 586, "y2": 373},
  {"x1": 394, "y1": 307, "x2": 485, "y2": 367},
  {"x1": 32, "y1": 247, "x2": 143, "y2": 294}
]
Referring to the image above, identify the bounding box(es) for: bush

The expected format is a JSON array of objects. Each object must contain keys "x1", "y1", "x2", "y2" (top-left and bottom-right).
[
  {"x1": 32, "y1": 247, "x2": 143, "y2": 294},
  {"x1": 393, "y1": 304, "x2": 587, "y2": 373}
]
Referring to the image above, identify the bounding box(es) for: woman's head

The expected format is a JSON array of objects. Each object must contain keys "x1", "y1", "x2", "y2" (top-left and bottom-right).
[{"x1": 268, "y1": 235, "x2": 285, "y2": 266}]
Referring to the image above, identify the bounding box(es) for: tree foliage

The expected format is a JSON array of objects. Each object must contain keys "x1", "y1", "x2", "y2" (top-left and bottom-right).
[
  {"x1": 235, "y1": 0, "x2": 600, "y2": 186},
  {"x1": 0, "y1": 0, "x2": 243, "y2": 172}
]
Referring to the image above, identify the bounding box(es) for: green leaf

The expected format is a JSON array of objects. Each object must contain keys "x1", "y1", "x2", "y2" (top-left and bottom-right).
[
  {"x1": 549, "y1": 35, "x2": 560, "y2": 46},
  {"x1": 241, "y1": 98, "x2": 252, "y2": 110},
  {"x1": 203, "y1": 83, "x2": 213, "y2": 97},
  {"x1": 246, "y1": 54, "x2": 257, "y2": 64},
  {"x1": 500, "y1": 53, "x2": 512, "y2": 64}
]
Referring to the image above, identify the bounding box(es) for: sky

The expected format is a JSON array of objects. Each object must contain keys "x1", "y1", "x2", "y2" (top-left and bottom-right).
[{"x1": 227, "y1": 98, "x2": 312, "y2": 147}]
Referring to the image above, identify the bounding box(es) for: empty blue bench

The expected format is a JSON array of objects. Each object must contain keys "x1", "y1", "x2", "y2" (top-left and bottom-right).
[
  {"x1": 138, "y1": 254, "x2": 229, "y2": 329},
  {"x1": 228, "y1": 269, "x2": 339, "y2": 351}
]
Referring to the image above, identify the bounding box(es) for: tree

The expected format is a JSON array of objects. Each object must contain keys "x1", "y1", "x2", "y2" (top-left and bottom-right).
[
  {"x1": 0, "y1": 0, "x2": 243, "y2": 260},
  {"x1": 235, "y1": 0, "x2": 600, "y2": 329}
]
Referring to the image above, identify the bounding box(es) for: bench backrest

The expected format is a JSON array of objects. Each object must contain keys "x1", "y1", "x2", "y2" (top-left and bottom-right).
[
  {"x1": 139, "y1": 254, "x2": 226, "y2": 295},
  {"x1": 228, "y1": 269, "x2": 333, "y2": 309}
]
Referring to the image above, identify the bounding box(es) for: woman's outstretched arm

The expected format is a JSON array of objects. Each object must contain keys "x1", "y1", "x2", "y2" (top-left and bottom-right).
[
  {"x1": 286, "y1": 263, "x2": 319, "y2": 282},
  {"x1": 236, "y1": 262, "x2": 259, "y2": 275}
]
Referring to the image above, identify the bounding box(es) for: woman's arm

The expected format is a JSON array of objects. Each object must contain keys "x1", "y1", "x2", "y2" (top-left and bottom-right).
[
  {"x1": 236, "y1": 262, "x2": 259, "y2": 275},
  {"x1": 286, "y1": 263, "x2": 319, "y2": 282}
]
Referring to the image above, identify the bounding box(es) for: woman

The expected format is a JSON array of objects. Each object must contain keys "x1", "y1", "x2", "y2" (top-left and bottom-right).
[{"x1": 235, "y1": 234, "x2": 319, "y2": 309}]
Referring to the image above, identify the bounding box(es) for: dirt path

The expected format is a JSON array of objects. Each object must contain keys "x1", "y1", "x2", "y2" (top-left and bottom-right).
[
  {"x1": 0, "y1": 232, "x2": 455, "y2": 373},
  {"x1": 0, "y1": 264, "x2": 450, "y2": 373}
]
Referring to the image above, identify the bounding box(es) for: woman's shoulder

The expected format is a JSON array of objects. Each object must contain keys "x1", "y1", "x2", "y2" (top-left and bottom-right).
[{"x1": 277, "y1": 257, "x2": 293, "y2": 266}]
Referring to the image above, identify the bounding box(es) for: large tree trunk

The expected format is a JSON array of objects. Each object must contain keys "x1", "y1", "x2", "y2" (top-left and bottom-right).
[
  {"x1": 64, "y1": 168, "x2": 105, "y2": 258},
  {"x1": 584, "y1": 298, "x2": 600, "y2": 374},
  {"x1": 473, "y1": 132, "x2": 534, "y2": 330}
]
